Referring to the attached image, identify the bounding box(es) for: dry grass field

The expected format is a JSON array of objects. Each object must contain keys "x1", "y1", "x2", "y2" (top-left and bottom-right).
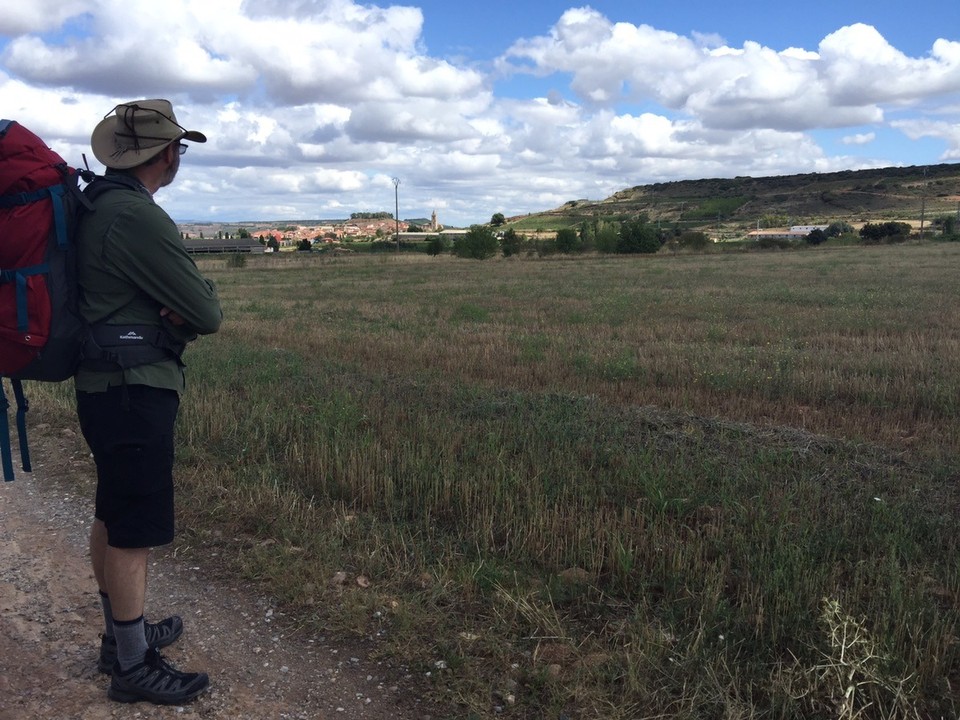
[{"x1": 28, "y1": 242, "x2": 960, "y2": 718}]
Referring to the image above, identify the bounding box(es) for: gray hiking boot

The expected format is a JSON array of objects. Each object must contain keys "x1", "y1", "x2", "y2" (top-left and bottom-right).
[{"x1": 108, "y1": 647, "x2": 209, "y2": 704}]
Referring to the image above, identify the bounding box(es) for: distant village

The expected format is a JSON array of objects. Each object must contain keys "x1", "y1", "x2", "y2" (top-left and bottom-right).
[{"x1": 178, "y1": 210, "x2": 454, "y2": 253}]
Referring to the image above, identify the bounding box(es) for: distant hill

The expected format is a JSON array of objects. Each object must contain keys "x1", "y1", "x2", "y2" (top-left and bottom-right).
[{"x1": 510, "y1": 163, "x2": 960, "y2": 233}]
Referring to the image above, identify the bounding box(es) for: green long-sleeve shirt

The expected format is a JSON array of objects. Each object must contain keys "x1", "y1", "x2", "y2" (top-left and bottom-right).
[{"x1": 74, "y1": 175, "x2": 222, "y2": 393}]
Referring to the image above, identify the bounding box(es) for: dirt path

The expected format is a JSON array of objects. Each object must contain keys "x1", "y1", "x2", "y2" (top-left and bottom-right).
[{"x1": 0, "y1": 429, "x2": 438, "y2": 720}]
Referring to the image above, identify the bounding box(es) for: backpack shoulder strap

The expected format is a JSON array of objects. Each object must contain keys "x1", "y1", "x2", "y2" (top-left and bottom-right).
[
  {"x1": 0, "y1": 380, "x2": 14, "y2": 482},
  {"x1": 0, "y1": 379, "x2": 32, "y2": 482},
  {"x1": 83, "y1": 173, "x2": 146, "y2": 203}
]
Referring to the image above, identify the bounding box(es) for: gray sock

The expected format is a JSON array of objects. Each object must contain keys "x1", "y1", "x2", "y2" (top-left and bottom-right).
[
  {"x1": 99, "y1": 591, "x2": 114, "y2": 637},
  {"x1": 113, "y1": 616, "x2": 148, "y2": 671}
]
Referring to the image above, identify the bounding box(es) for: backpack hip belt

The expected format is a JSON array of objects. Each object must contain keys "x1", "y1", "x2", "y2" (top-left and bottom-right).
[{"x1": 81, "y1": 323, "x2": 186, "y2": 372}]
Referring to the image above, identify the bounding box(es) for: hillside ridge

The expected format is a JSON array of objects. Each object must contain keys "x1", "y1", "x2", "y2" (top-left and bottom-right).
[{"x1": 519, "y1": 162, "x2": 960, "y2": 230}]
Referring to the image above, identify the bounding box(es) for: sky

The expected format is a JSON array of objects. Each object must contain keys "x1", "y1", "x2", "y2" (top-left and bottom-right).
[{"x1": 1, "y1": 0, "x2": 959, "y2": 226}]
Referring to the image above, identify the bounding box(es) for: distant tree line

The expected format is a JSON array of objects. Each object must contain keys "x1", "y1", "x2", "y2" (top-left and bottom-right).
[
  {"x1": 433, "y1": 215, "x2": 674, "y2": 260},
  {"x1": 351, "y1": 212, "x2": 393, "y2": 220},
  {"x1": 859, "y1": 221, "x2": 913, "y2": 244}
]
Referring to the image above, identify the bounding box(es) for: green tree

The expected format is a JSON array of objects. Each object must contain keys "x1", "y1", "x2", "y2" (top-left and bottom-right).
[
  {"x1": 594, "y1": 222, "x2": 620, "y2": 253},
  {"x1": 806, "y1": 228, "x2": 828, "y2": 245},
  {"x1": 618, "y1": 218, "x2": 660, "y2": 254},
  {"x1": 578, "y1": 221, "x2": 595, "y2": 249},
  {"x1": 297, "y1": 238, "x2": 312, "y2": 251},
  {"x1": 936, "y1": 215, "x2": 957, "y2": 238},
  {"x1": 859, "y1": 221, "x2": 912, "y2": 244},
  {"x1": 678, "y1": 231, "x2": 709, "y2": 250},
  {"x1": 226, "y1": 253, "x2": 246, "y2": 268},
  {"x1": 267, "y1": 236, "x2": 280, "y2": 252},
  {"x1": 426, "y1": 235, "x2": 449, "y2": 256},
  {"x1": 825, "y1": 221, "x2": 854, "y2": 238},
  {"x1": 501, "y1": 228, "x2": 523, "y2": 257},
  {"x1": 760, "y1": 214, "x2": 789, "y2": 228},
  {"x1": 454, "y1": 225, "x2": 499, "y2": 259},
  {"x1": 555, "y1": 227, "x2": 581, "y2": 253},
  {"x1": 859, "y1": 223, "x2": 883, "y2": 243},
  {"x1": 490, "y1": 212, "x2": 506, "y2": 227}
]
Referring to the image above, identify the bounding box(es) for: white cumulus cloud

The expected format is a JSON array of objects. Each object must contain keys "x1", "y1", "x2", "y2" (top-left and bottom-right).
[
  {"x1": 842, "y1": 132, "x2": 877, "y2": 146},
  {"x1": 0, "y1": 2, "x2": 956, "y2": 224}
]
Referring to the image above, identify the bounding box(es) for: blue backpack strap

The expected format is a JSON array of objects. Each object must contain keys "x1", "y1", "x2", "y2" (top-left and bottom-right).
[
  {"x1": 47, "y1": 183, "x2": 68, "y2": 248},
  {"x1": 11, "y1": 380, "x2": 30, "y2": 474},
  {"x1": 15, "y1": 269, "x2": 29, "y2": 331},
  {"x1": 0, "y1": 186, "x2": 52, "y2": 208},
  {"x1": 0, "y1": 182, "x2": 67, "y2": 247},
  {"x1": 0, "y1": 379, "x2": 33, "y2": 481},
  {"x1": 0, "y1": 380, "x2": 14, "y2": 482},
  {"x1": 0, "y1": 264, "x2": 51, "y2": 333}
]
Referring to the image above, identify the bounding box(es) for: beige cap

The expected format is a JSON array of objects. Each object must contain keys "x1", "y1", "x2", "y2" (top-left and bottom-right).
[{"x1": 91, "y1": 99, "x2": 206, "y2": 169}]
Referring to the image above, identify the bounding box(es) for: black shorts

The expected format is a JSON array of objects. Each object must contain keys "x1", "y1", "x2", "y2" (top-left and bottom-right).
[{"x1": 76, "y1": 385, "x2": 180, "y2": 549}]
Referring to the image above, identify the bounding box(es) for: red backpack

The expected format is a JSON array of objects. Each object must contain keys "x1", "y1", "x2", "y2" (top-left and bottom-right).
[{"x1": 0, "y1": 119, "x2": 93, "y2": 480}]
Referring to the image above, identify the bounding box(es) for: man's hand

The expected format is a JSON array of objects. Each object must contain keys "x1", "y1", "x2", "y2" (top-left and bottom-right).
[{"x1": 160, "y1": 307, "x2": 186, "y2": 326}]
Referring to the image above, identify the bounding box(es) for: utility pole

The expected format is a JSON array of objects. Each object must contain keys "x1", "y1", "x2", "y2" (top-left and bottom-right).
[
  {"x1": 919, "y1": 167, "x2": 928, "y2": 240},
  {"x1": 391, "y1": 177, "x2": 401, "y2": 251}
]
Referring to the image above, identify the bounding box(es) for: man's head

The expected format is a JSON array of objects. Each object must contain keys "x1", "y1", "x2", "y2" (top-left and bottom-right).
[{"x1": 91, "y1": 99, "x2": 206, "y2": 171}]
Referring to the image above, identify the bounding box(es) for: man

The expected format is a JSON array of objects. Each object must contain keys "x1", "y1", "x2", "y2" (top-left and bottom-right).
[{"x1": 76, "y1": 99, "x2": 222, "y2": 704}]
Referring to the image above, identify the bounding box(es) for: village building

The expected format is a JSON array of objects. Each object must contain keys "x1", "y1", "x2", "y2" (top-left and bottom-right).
[
  {"x1": 178, "y1": 214, "x2": 424, "y2": 253},
  {"x1": 746, "y1": 225, "x2": 829, "y2": 240}
]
